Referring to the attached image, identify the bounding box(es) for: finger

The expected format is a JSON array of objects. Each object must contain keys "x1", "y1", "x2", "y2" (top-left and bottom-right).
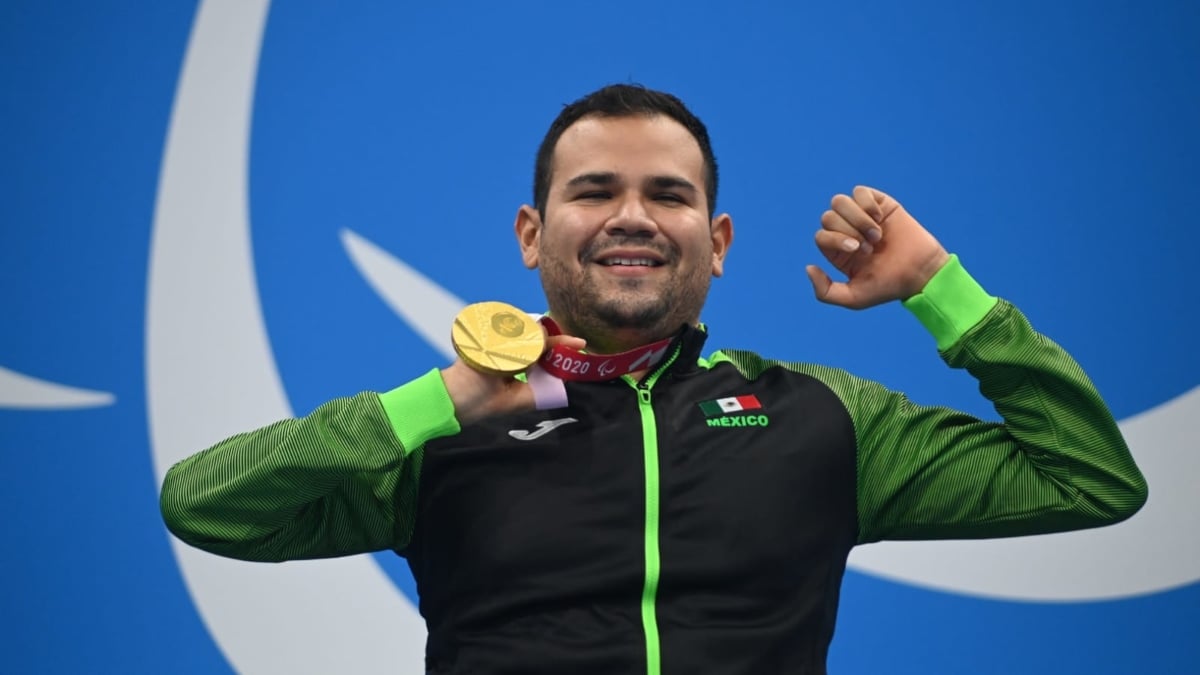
[
  {"x1": 814, "y1": 229, "x2": 857, "y2": 262},
  {"x1": 819, "y1": 212, "x2": 873, "y2": 255},
  {"x1": 805, "y1": 265, "x2": 856, "y2": 307},
  {"x1": 540, "y1": 319, "x2": 585, "y2": 353},
  {"x1": 804, "y1": 265, "x2": 833, "y2": 302},
  {"x1": 546, "y1": 334, "x2": 586, "y2": 351},
  {"x1": 861, "y1": 185, "x2": 901, "y2": 221},
  {"x1": 852, "y1": 185, "x2": 883, "y2": 226},
  {"x1": 832, "y1": 193, "x2": 882, "y2": 244}
]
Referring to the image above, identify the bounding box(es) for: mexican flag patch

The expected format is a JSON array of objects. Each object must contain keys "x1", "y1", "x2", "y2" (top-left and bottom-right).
[{"x1": 698, "y1": 395, "x2": 762, "y2": 417}]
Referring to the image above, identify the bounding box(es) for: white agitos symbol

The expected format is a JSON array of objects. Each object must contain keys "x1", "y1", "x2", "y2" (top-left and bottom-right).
[
  {"x1": 0, "y1": 365, "x2": 114, "y2": 409},
  {"x1": 148, "y1": 2, "x2": 1199, "y2": 673}
]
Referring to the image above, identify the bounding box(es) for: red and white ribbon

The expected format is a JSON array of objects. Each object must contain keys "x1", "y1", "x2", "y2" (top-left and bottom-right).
[
  {"x1": 529, "y1": 317, "x2": 673, "y2": 410},
  {"x1": 537, "y1": 317, "x2": 672, "y2": 381}
]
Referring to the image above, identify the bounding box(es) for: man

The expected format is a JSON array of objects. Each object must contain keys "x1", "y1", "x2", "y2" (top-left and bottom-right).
[{"x1": 160, "y1": 84, "x2": 1147, "y2": 674}]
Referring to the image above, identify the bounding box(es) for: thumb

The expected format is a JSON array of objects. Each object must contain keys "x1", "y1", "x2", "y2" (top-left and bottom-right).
[
  {"x1": 806, "y1": 264, "x2": 856, "y2": 308},
  {"x1": 805, "y1": 265, "x2": 835, "y2": 303},
  {"x1": 546, "y1": 334, "x2": 587, "y2": 352}
]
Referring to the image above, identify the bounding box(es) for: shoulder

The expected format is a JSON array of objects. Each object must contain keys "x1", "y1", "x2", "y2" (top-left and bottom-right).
[
  {"x1": 703, "y1": 348, "x2": 900, "y2": 412},
  {"x1": 704, "y1": 348, "x2": 853, "y2": 383}
]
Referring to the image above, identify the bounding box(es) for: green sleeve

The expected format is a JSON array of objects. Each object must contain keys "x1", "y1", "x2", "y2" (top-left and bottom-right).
[
  {"x1": 851, "y1": 256, "x2": 1147, "y2": 543},
  {"x1": 159, "y1": 368, "x2": 460, "y2": 561}
]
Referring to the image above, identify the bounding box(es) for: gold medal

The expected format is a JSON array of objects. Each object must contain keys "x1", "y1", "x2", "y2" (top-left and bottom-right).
[{"x1": 451, "y1": 302, "x2": 545, "y2": 376}]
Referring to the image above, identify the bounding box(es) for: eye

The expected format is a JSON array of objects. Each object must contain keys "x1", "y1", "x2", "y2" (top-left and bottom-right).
[
  {"x1": 577, "y1": 191, "x2": 612, "y2": 201},
  {"x1": 654, "y1": 193, "x2": 686, "y2": 204}
]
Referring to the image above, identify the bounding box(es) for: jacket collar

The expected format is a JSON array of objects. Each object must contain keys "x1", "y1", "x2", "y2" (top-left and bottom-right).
[{"x1": 662, "y1": 323, "x2": 709, "y2": 378}]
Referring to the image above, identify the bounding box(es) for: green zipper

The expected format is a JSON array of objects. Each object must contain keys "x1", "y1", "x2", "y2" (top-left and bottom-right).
[{"x1": 625, "y1": 346, "x2": 681, "y2": 675}]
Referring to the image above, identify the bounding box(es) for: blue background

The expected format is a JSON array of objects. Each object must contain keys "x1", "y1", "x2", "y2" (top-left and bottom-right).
[{"x1": 2, "y1": 1, "x2": 1197, "y2": 672}]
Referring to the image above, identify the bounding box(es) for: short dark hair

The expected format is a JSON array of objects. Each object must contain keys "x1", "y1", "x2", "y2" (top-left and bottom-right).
[{"x1": 533, "y1": 84, "x2": 719, "y2": 218}]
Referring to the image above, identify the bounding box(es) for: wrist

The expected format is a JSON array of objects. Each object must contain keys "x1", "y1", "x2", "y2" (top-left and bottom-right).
[
  {"x1": 902, "y1": 254, "x2": 998, "y2": 350},
  {"x1": 441, "y1": 361, "x2": 525, "y2": 426},
  {"x1": 906, "y1": 249, "x2": 952, "y2": 300},
  {"x1": 441, "y1": 362, "x2": 487, "y2": 426}
]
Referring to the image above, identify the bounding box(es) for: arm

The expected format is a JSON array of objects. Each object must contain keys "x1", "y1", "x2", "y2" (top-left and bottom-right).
[
  {"x1": 806, "y1": 186, "x2": 1146, "y2": 544},
  {"x1": 159, "y1": 369, "x2": 459, "y2": 561},
  {"x1": 851, "y1": 257, "x2": 1147, "y2": 542},
  {"x1": 159, "y1": 324, "x2": 583, "y2": 562}
]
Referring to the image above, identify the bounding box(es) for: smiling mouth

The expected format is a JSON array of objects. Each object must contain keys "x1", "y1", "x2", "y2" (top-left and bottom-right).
[{"x1": 598, "y1": 257, "x2": 663, "y2": 267}]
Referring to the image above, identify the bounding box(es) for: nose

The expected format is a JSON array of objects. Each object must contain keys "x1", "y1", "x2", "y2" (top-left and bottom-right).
[{"x1": 604, "y1": 193, "x2": 658, "y2": 237}]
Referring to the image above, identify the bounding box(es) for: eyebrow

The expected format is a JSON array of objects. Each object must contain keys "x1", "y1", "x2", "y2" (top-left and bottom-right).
[
  {"x1": 565, "y1": 172, "x2": 618, "y2": 188},
  {"x1": 564, "y1": 172, "x2": 698, "y2": 194},
  {"x1": 648, "y1": 175, "x2": 697, "y2": 194}
]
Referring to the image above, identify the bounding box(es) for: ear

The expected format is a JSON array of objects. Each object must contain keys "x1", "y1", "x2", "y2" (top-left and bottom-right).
[
  {"x1": 515, "y1": 205, "x2": 542, "y2": 269},
  {"x1": 709, "y1": 213, "x2": 733, "y2": 277}
]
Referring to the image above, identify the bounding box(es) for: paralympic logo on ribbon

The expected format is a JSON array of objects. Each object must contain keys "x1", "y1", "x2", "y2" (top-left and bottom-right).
[{"x1": 598, "y1": 360, "x2": 617, "y2": 378}]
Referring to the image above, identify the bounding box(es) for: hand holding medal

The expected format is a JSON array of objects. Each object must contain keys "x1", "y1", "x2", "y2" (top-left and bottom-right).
[
  {"x1": 447, "y1": 301, "x2": 674, "y2": 418},
  {"x1": 449, "y1": 301, "x2": 571, "y2": 414}
]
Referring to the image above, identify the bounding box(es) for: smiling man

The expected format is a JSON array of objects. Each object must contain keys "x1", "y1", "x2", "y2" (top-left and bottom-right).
[{"x1": 160, "y1": 84, "x2": 1147, "y2": 674}]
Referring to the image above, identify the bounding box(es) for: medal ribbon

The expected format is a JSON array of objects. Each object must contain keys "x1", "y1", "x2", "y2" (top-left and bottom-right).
[{"x1": 536, "y1": 316, "x2": 673, "y2": 382}]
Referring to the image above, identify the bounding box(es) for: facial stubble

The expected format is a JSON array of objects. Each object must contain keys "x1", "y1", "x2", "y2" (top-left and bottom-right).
[{"x1": 538, "y1": 244, "x2": 712, "y2": 351}]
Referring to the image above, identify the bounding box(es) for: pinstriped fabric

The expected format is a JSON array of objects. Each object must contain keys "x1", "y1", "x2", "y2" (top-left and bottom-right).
[
  {"x1": 160, "y1": 391, "x2": 423, "y2": 561},
  {"x1": 711, "y1": 299, "x2": 1147, "y2": 544}
]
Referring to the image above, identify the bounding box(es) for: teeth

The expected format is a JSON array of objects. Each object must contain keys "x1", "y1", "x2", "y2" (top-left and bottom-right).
[{"x1": 602, "y1": 257, "x2": 659, "y2": 266}]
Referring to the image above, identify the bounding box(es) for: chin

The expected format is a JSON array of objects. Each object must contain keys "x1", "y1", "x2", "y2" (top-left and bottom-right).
[{"x1": 595, "y1": 302, "x2": 672, "y2": 332}]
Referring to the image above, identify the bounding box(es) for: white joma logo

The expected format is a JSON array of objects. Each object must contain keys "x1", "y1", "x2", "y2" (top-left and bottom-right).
[{"x1": 508, "y1": 417, "x2": 579, "y2": 441}]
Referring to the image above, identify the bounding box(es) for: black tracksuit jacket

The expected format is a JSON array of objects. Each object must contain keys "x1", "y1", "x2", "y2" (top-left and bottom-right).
[{"x1": 161, "y1": 258, "x2": 1147, "y2": 674}]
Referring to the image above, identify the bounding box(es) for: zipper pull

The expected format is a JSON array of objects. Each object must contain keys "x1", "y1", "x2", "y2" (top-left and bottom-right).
[{"x1": 638, "y1": 388, "x2": 652, "y2": 405}]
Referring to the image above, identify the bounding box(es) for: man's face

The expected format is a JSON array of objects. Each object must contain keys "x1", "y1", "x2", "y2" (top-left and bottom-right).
[{"x1": 516, "y1": 114, "x2": 732, "y2": 350}]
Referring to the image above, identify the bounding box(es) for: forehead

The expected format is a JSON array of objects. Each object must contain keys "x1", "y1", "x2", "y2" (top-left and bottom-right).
[{"x1": 551, "y1": 114, "x2": 706, "y2": 186}]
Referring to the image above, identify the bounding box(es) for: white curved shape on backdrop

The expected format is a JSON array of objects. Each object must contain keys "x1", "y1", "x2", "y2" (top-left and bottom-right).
[
  {"x1": 146, "y1": 2, "x2": 425, "y2": 674},
  {"x1": 344, "y1": 230, "x2": 1199, "y2": 601},
  {"x1": 340, "y1": 228, "x2": 463, "y2": 361},
  {"x1": 0, "y1": 365, "x2": 114, "y2": 409},
  {"x1": 847, "y1": 384, "x2": 1199, "y2": 601}
]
